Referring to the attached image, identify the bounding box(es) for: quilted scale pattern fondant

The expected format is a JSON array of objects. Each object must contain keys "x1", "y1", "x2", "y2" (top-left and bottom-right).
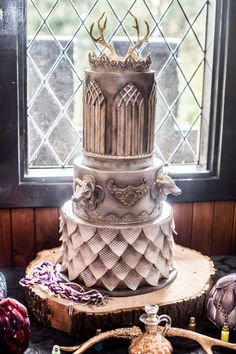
[{"x1": 60, "y1": 203, "x2": 175, "y2": 291}]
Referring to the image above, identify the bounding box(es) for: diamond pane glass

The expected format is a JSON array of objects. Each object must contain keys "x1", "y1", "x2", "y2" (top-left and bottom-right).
[
  {"x1": 171, "y1": 140, "x2": 196, "y2": 164},
  {"x1": 48, "y1": 115, "x2": 79, "y2": 163},
  {"x1": 159, "y1": 1, "x2": 190, "y2": 38},
  {"x1": 27, "y1": 0, "x2": 215, "y2": 169},
  {"x1": 27, "y1": 58, "x2": 42, "y2": 102},
  {"x1": 28, "y1": 118, "x2": 43, "y2": 162},
  {"x1": 28, "y1": 86, "x2": 60, "y2": 135},
  {"x1": 28, "y1": 35, "x2": 61, "y2": 77},
  {"x1": 47, "y1": 1, "x2": 82, "y2": 42},
  {"x1": 31, "y1": 144, "x2": 59, "y2": 167}
]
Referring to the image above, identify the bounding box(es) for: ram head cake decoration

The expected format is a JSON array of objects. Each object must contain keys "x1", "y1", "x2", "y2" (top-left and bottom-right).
[{"x1": 89, "y1": 11, "x2": 151, "y2": 71}]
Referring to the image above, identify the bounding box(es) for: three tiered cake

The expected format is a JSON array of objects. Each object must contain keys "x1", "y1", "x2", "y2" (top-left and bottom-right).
[{"x1": 59, "y1": 13, "x2": 181, "y2": 293}]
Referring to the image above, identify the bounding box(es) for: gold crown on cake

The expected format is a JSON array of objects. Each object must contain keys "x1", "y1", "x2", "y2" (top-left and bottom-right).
[{"x1": 89, "y1": 11, "x2": 151, "y2": 72}]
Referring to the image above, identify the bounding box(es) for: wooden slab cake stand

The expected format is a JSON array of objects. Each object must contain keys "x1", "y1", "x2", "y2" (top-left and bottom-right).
[{"x1": 24, "y1": 244, "x2": 215, "y2": 339}]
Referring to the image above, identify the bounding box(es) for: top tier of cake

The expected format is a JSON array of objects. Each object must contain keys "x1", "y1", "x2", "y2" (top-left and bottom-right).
[{"x1": 83, "y1": 69, "x2": 156, "y2": 161}]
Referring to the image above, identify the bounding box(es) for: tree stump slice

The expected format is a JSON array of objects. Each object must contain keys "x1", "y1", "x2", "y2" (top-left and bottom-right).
[{"x1": 24, "y1": 245, "x2": 215, "y2": 339}]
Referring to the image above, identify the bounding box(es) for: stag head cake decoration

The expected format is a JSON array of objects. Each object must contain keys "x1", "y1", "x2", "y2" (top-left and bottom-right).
[{"x1": 89, "y1": 11, "x2": 151, "y2": 71}]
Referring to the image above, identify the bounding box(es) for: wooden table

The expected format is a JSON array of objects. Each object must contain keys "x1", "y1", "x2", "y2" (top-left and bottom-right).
[{"x1": 2, "y1": 254, "x2": 236, "y2": 353}]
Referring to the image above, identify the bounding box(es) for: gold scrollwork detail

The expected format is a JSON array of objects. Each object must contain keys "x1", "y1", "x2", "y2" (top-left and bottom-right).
[{"x1": 107, "y1": 179, "x2": 149, "y2": 206}]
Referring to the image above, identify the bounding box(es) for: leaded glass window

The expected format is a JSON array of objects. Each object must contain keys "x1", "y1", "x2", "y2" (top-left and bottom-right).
[{"x1": 27, "y1": 0, "x2": 216, "y2": 170}]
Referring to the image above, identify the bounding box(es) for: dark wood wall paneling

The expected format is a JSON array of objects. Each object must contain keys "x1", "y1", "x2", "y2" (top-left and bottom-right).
[
  {"x1": 0, "y1": 202, "x2": 235, "y2": 267},
  {"x1": 173, "y1": 201, "x2": 236, "y2": 255},
  {"x1": 0, "y1": 208, "x2": 60, "y2": 267},
  {"x1": 0, "y1": 209, "x2": 11, "y2": 267}
]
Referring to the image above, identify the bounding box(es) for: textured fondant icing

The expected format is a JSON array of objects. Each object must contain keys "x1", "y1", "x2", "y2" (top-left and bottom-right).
[
  {"x1": 83, "y1": 70, "x2": 156, "y2": 157},
  {"x1": 72, "y1": 156, "x2": 163, "y2": 223},
  {"x1": 59, "y1": 43, "x2": 181, "y2": 292},
  {"x1": 60, "y1": 201, "x2": 175, "y2": 291}
]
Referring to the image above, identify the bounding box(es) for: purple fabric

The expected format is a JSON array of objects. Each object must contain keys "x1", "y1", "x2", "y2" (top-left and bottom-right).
[{"x1": 20, "y1": 261, "x2": 105, "y2": 305}]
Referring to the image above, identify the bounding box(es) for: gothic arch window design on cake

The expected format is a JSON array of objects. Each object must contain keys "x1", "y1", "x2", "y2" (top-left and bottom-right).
[
  {"x1": 112, "y1": 83, "x2": 144, "y2": 156},
  {"x1": 84, "y1": 80, "x2": 105, "y2": 154},
  {"x1": 147, "y1": 83, "x2": 157, "y2": 154}
]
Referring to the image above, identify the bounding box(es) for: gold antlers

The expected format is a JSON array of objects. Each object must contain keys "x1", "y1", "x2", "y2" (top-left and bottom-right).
[
  {"x1": 89, "y1": 12, "x2": 150, "y2": 61},
  {"x1": 90, "y1": 12, "x2": 117, "y2": 59},
  {"x1": 126, "y1": 11, "x2": 150, "y2": 60},
  {"x1": 58, "y1": 325, "x2": 236, "y2": 354}
]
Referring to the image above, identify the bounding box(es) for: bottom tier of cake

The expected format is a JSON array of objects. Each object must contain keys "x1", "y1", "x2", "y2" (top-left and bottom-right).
[{"x1": 60, "y1": 200, "x2": 176, "y2": 292}]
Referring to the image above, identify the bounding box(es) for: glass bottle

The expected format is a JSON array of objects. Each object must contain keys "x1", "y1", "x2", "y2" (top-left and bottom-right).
[
  {"x1": 129, "y1": 305, "x2": 173, "y2": 354},
  {"x1": 51, "y1": 345, "x2": 61, "y2": 354},
  {"x1": 188, "y1": 316, "x2": 196, "y2": 331},
  {"x1": 95, "y1": 329, "x2": 103, "y2": 351},
  {"x1": 0, "y1": 272, "x2": 7, "y2": 300},
  {"x1": 221, "y1": 324, "x2": 229, "y2": 342}
]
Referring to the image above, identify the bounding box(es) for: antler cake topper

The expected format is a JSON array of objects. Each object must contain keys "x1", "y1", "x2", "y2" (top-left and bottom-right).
[
  {"x1": 90, "y1": 12, "x2": 117, "y2": 59},
  {"x1": 126, "y1": 11, "x2": 150, "y2": 61},
  {"x1": 89, "y1": 11, "x2": 151, "y2": 71}
]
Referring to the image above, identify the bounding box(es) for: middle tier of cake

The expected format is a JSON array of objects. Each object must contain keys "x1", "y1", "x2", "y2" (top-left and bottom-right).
[{"x1": 71, "y1": 155, "x2": 170, "y2": 224}]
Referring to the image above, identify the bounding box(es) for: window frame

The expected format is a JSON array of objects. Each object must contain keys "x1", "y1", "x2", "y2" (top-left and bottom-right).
[{"x1": 0, "y1": 0, "x2": 235, "y2": 208}]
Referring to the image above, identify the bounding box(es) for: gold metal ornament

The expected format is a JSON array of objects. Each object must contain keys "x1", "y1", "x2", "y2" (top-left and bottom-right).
[
  {"x1": 129, "y1": 305, "x2": 173, "y2": 354},
  {"x1": 59, "y1": 325, "x2": 236, "y2": 354},
  {"x1": 126, "y1": 11, "x2": 150, "y2": 61},
  {"x1": 59, "y1": 327, "x2": 142, "y2": 353},
  {"x1": 107, "y1": 178, "x2": 149, "y2": 206},
  {"x1": 89, "y1": 12, "x2": 117, "y2": 60}
]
